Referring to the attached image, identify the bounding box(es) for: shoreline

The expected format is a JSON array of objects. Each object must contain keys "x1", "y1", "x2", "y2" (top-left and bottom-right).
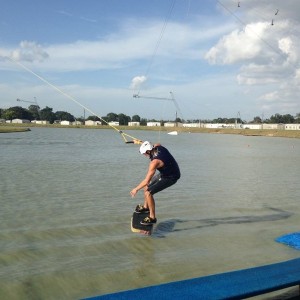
[
  {"x1": 0, "y1": 126, "x2": 31, "y2": 133},
  {"x1": 1, "y1": 123, "x2": 300, "y2": 139}
]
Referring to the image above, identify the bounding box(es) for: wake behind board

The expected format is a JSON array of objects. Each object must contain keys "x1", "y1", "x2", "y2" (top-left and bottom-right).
[{"x1": 131, "y1": 211, "x2": 153, "y2": 235}]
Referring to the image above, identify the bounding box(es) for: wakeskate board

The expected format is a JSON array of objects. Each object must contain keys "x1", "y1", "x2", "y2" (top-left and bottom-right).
[{"x1": 131, "y1": 211, "x2": 153, "y2": 235}]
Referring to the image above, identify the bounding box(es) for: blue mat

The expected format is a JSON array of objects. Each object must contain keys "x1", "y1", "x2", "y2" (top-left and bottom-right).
[
  {"x1": 276, "y1": 232, "x2": 300, "y2": 250},
  {"x1": 83, "y1": 258, "x2": 300, "y2": 300}
]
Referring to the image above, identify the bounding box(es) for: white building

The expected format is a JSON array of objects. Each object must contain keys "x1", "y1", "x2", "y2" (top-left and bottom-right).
[
  {"x1": 164, "y1": 122, "x2": 176, "y2": 127},
  {"x1": 183, "y1": 123, "x2": 201, "y2": 128},
  {"x1": 262, "y1": 123, "x2": 285, "y2": 130},
  {"x1": 108, "y1": 121, "x2": 119, "y2": 126},
  {"x1": 204, "y1": 123, "x2": 235, "y2": 129},
  {"x1": 60, "y1": 120, "x2": 71, "y2": 126},
  {"x1": 164, "y1": 122, "x2": 183, "y2": 127},
  {"x1": 128, "y1": 122, "x2": 140, "y2": 126},
  {"x1": 147, "y1": 122, "x2": 161, "y2": 127},
  {"x1": 73, "y1": 120, "x2": 83, "y2": 125},
  {"x1": 31, "y1": 120, "x2": 50, "y2": 125},
  {"x1": 85, "y1": 120, "x2": 101, "y2": 126},
  {"x1": 12, "y1": 119, "x2": 30, "y2": 123},
  {"x1": 285, "y1": 124, "x2": 300, "y2": 130},
  {"x1": 242, "y1": 124, "x2": 262, "y2": 130}
]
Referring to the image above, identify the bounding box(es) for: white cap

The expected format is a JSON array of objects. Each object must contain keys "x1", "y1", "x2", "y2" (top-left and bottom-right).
[{"x1": 139, "y1": 141, "x2": 153, "y2": 154}]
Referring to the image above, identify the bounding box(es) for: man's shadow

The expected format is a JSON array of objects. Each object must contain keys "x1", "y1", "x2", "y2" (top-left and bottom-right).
[{"x1": 153, "y1": 207, "x2": 292, "y2": 238}]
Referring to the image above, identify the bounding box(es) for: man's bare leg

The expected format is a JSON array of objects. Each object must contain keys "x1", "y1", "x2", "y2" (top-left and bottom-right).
[{"x1": 143, "y1": 188, "x2": 155, "y2": 219}]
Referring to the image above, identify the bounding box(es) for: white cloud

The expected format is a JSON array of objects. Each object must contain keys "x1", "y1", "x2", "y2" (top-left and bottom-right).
[
  {"x1": 294, "y1": 69, "x2": 300, "y2": 84},
  {"x1": 278, "y1": 36, "x2": 299, "y2": 64},
  {"x1": 259, "y1": 91, "x2": 279, "y2": 102},
  {"x1": 1, "y1": 1, "x2": 300, "y2": 120},
  {"x1": 0, "y1": 17, "x2": 234, "y2": 73},
  {"x1": 205, "y1": 22, "x2": 276, "y2": 65},
  {"x1": 130, "y1": 76, "x2": 147, "y2": 91},
  {"x1": 237, "y1": 63, "x2": 290, "y2": 85},
  {"x1": 278, "y1": 37, "x2": 292, "y2": 55},
  {"x1": 204, "y1": 1, "x2": 300, "y2": 115},
  {"x1": 10, "y1": 41, "x2": 49, "y2": 63}
]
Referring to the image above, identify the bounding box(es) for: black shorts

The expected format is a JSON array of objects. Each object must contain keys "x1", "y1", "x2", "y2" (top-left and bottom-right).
[{"x1": 147, "y1": 173, "x2": 178, "y2": 195}]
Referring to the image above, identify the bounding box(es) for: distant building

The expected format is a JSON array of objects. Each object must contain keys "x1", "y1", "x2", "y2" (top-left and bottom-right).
[
  {"x1": 73, "y1": 120, "x2": 83, "y2": 125},
  {"x1": 242, "y1": 124, "x2": 262, "y2": 130},
  {"x1": 285, "y1": 124, "x2": 300, "y2": 130},
  {"x1": 128, "y1": 122, "x2": 140, "y2": 126},
  {"x1": 164, "y1": 122, "x2": 183, "y2": 127},
  {"x1": 262, "y1": 123, "x2": 284, "y2": 130},
  {"x1": 204, "y1": 123, "x2": 235, "y2": 129},
  {"x1": 183, "y1": 123, "x2": 201, "y2": 128},
  {"x1": 108, "y1": 121, "x2": 119, "y2": 126},
  {"x1": 60, "y1": 120, "x2": 71, "y2": 126},
  {"x1": 164, "y1": 122, "x2": 175, "y2": 127},
  {"x1": 31, "y1": 120, "x2": 50, "y2": 125},
  {"x1": 12, "y1": 119, "x2": 30, "y2": 124},
  {"x1": 0, "y1": 119, "x2": 6, "y2": 123},
  {"x1": 147, "y1": 122, "x2": 161, "y2": 127},
  {"x1": 85, "y1": 120, "x2": 101, "y2": 126}
]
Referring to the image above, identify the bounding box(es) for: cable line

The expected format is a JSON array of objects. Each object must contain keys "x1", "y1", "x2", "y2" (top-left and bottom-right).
[
  {"x1": 133, "y1": 91, "x2": 184, "y2": 121},
  {"x1": 7, "y1": 56, "x2": 142, "y2": 144},
  {"x1": 216, "y1": 0, "x2": 298, "y2": 71},
  {"x1": 136, "y1": 0, "x2": 177, "y2": 96}
]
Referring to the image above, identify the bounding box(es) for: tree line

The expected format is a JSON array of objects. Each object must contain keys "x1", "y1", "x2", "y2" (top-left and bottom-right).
[
  {"x1": 1, "y1": 105, "x2": 300, "y2": 124},
  {"x1": 0, "y1": 105, "x2": 148, "y2": 125}
]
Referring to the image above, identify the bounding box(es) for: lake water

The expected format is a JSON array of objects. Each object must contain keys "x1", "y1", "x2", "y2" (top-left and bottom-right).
[{"x1": 1, "y1": 127, "x2": 300, "y2": 299}]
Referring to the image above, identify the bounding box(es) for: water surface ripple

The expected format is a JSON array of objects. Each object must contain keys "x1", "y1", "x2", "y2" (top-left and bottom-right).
[{"x1": 1, "y1": 128, "x2": 300, "y2": 299}]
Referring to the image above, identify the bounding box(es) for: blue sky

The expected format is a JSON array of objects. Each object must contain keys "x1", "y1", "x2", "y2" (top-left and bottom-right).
[{"x1": 0, "y1": 0, "x2": 299, "y2": 121}]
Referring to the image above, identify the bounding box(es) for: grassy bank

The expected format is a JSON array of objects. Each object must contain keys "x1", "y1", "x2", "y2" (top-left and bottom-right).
[
  {"x1": 179, "y1": 127, "x2": 300, "y2": 139},
  {"x1": 0, "y1": 125, "x2": 31, "y2": 133},
  {"x1": 1, "y1": 123, "x2": 300, "y2": 139}
]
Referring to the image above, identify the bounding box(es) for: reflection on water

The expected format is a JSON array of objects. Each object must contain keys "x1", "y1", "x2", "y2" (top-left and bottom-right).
[
  {"x1": 0, "y1": 128, "x2": 300, "y2": 299},
  {"x1": 154, "y1": 207, "x2": 293, "y2": 238}
]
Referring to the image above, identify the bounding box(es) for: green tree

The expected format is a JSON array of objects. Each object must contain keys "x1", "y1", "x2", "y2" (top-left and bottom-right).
[
  {"x1": 118, "y1": 113, "x2": 130, "y2": 125},
  {"x1": 40, "y1": 106, "x2": 56, "y2": 123},
  {"x1": 87, "y1": 115, "x2": 101, "y2": 121},
  {"x1": 28, "y1": 105, "x2": 41, "y2": 120},
  {"x1": 140, "y1": 118, "x2": 147, "y2": 126},
  {"x1": 106, "y1": 112, "x2": 118, "y2": 122},
  {"x1": 2, "y1": 106, "x2": 33, "y2": 120},
  {"x1": 270, "y1": 113, "x2": 294, "y2": 124},
  {"x1": 2, "y1": 109, "x2": 14, "y2": 120},
  {"x1": 76, "y1": 117, "x2": 85, "y2": 123},
  {"x1": 55, "y1": 111, "x2": 75, "y2": 122},
  {"x1": 282, "y1": 114, "x2": 295, "y2": 123},
  {"x1": 250, "y1": 116, "x2": 262, "y2": 124},
  {"x1": 132, "y1": 115, "x2": 141, "y2": 122},
  {"x1": 212, "y1": 117, "x2": 226, "y2": 123},
  {"x1": 101, "y1": 116, "x2": 108, "y2": 125}
]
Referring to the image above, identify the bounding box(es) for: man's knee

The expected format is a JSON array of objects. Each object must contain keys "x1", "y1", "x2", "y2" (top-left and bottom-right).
[{"x1": 144, "y1": 189, "x2": 152, "y2": 197}]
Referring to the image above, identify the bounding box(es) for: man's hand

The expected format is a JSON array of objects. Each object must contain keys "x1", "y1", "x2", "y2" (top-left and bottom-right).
[{"x1": 130, "y1": 188, "x2": 138, "y2": 197}]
